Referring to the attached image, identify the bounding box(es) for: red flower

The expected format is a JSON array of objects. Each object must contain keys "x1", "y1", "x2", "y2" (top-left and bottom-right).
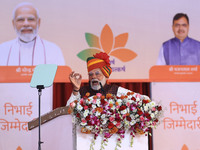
[
  {"x1": 101, "y1": 99, "x2": 107, "y2": 105},
  {"x1": 115, "y1": 118, "x2": 121, "y2": 122},
  {"x1": 154, "y1": 119, "x2": 158, "y2": 122},
  {"x1": 126, "y1": 116, "x2": 131, "y2": 121},
  {"x1": 144, "y1": 112, "x2": 150, "y2": 117},
  {"x1": 157, "y1": 106, "x2": 162, "y2": 111},
  {"x1": 94, "y1": 52, "x2": 110, "y2": 66},
  {"x1": 131, "y1": 97, "x2": 136, "y2": 101},
  {"x1": 137, "y1": 110, "x2": 143, "y2": 115},
  {"x1": 147, "y1": 115, "x2": 151, "y2": 120},
  {"x1": 87, "y1": 122, "x2": 92, "y2": 126},
  {"x1": 108, "y1": 122, "x2": 114, "y2": 129},
  {"x1": 142, "y1": 99, "x2": 149, "y2": 104},
  {"x1": 86, "y1": 115, "x2": 90, "y2": 121},
  {"x1": 88, "y1": 104, "x2": 92, "y2": 108},
  {"x1": 119, "y1": 105, "x2": 126, "y2": 111},
  {"x1": 84, "y1": 106, "x2": 88, "y2": 110},
  {"x1": 76, "y1": 113, "x2": 80, "y2": 118},
  {"x1": 83, "y1": 96, "x2": 88, "y2": 99}
]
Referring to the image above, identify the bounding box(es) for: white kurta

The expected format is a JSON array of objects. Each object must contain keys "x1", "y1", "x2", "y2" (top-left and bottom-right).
[{"x1": 0, "y1": 36, "x2": 65, "y2": 66}]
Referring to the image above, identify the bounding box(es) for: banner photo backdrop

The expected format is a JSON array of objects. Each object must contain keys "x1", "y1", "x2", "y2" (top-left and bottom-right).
[
  {"x1": 151, "y1": 82, "x2": 200, "y2": 150},
  {"x1": 1, "y1": 0, "x2": 200, "y2": 79},
  {"x1": 0, "y1": 83, "x2": 53, "y2": 150}
]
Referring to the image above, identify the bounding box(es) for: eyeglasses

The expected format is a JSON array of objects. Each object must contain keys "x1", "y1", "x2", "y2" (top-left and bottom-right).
[{"x1": 88, "y1": 71, "x2": 102, "y2": 77}]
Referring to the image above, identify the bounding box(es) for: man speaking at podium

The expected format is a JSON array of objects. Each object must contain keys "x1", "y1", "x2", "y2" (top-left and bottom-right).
[
  {"x1": 66, "y1": 52, "x2": 130, "y2": 106},
  {"x1": 0, "y1": 2, "x2": 65, "y2": 66}
]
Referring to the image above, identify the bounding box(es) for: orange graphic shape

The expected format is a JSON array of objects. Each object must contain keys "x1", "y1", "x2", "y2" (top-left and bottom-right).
[
  {"x1": 182, "y1": 144, "x2": 189, "y2": 150},
  {"x1": 100, "y1": 24, "x2": 113, "y2": 54},
  {"x1": 17, "y1": 146, "x2": 22, "y2": 150},
  {"x1": 110, "y1": 48, "x2": 137, "y2": 62},
  {"x1": 78, "y1": 24, "x2": 137, "y2": 62},
  {"x1": 114, "y1": 33, "x2": 128, "y2": 48}
]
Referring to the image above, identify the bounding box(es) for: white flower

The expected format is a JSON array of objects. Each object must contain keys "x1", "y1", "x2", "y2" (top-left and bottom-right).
[
  {"x1": 127, "y1": 100, "x2": 133, "y2": 104},
  {"x1": 117, "y1": 99, "x2": 122, "y2": 106},
  {"x1": 128, "y1": 95, "x2": 132, "y2": 100},
  {"x1": 77, "y1": 104, "x2": 83, "y2": 111},
  {"x1": 96, "y1": 99, "x2": 101, "y2": 107},
  {"x1": 95, "y1": 111, "x2": 101, "y2": 116},
  {"x1": 136, "y1": 98, "x2": 140, "y2": 102},
  {"x1": 155, "y1": 110, "x2": 158, "y2": 115},
  {"x1": 101, "y1": 114, "x2": 106, "y2": 119},
  {"x1": 130, "y1": 114, "x2": 135, "y2": 119},
  {"x1": 108, "y1": 99, "x2": 114, "y2": 104},
  {"x1": 151, "y1": 113, "x2": 155, "y2": 118},
  {"x1": 102, "y1": 119, "x2": 108, "y2": 125},
  {"x1": 86, "y1": 99, "x2": 92, "y2": 104},
  {"x1": 130, "y1": 120, "x2": 136, "y2": 126},
  {"x1": 111, "y1": 105, "x2": 116, "y2": 110},
  {"x1": 106, "y1": 111, "x2": 112, "y2": 116},
  {"x1": 121, "y1": 109, "x2": 127, "y2": 115},
  {"x1": 83, "y1": 110, "x2": 89, "y2": 117},
  {"x1": 144, "y1": 106, "x2": 149, "y2": 111},
  {"x1": 113, "y1": 121, "x2": 117, "y2": 125},
  {"x1": 143, "y1": 95, "x2": 150, "y2": 100},
  {"x1": 135, "y1": 114, "x2": 139, "y2": 118},
  {"x1": 86, "y1": 126, "x2": 93, "y2": 130},
  {"x1": 138, "y1": 101, "x2": 142, "y2": 106},
  {"x1": 132, "y1": 109, "x2": 137, "y2": 113},
  {"x1": 92, "y1": 104, "x2": 96, "y2": 109},
  {"x1": 150, "y1": 101, "x2": 156, "y2": 108},
  {"x1": 136, "y1": 118, "x2": 140, "y2": 122},
  {"x1": 126, "y1": 108, "x2": 130, "y2": 113}
]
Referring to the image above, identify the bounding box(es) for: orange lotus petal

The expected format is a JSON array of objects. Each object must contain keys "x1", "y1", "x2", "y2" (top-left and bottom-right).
[
  {"x1": 17, "y1": 146, "x2": 22, "y2": 150},
  {"x1": 114, "y1": 33, "x2": 128, "y2": 48},
  {"x1": 100, "y1": 24, "x2": 114, "y2": 54},
  {"x1": 181, "y1": 144, "x2": 189, "y2": 150},
  {"x1": 110, "y1": 48, "x2": 137, "y2": 62}
]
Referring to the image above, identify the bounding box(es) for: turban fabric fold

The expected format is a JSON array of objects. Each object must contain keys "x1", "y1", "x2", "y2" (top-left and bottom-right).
[{"x1": 87, "y1": 52, "x2": 112, "y2": 78}]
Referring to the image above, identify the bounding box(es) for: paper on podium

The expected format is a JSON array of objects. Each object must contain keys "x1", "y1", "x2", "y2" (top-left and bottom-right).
[{"x1": 30, "y1": 64, "x2": 57, "y2": 88}]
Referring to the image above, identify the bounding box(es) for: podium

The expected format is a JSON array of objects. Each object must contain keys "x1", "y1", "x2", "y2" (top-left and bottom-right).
[
  {"x1": 28, "y1": 107, "x2": 74, "y2": 150},
  {"x1": 28, "y1": 106, "x2": 148, "y2": 150}
]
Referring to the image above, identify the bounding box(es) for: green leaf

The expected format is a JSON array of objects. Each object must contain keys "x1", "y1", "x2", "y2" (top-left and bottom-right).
[
  {"x1": 77, "y1": 49, "x2": 102, "y2": 61},
  {"x1": 85, "y1": 33, "x2": 101, "y2": 48}
]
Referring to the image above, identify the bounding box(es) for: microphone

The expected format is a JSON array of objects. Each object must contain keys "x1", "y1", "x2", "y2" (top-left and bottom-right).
[{"x1": 99, "y1": 82, "x2": 105, "y2": 95}]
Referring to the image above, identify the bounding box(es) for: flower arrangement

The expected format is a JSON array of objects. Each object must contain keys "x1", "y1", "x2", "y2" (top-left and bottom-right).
[{"x1": 69, "y1": 92, "x2": 163, "y2": 150}]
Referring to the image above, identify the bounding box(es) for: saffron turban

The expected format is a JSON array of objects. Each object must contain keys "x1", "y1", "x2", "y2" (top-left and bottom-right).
[{"x1": 87, "y1": 52, "x2": 112, "y2": 78}]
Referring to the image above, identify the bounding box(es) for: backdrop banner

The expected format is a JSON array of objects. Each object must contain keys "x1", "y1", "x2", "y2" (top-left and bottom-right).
[
  {"x1": 0, "y1": 83, "x2": 52, "y2": 150},
  {"x1": 1, "y1": 0, "x2": 200, "y2": 79},
  {"x1": 151, "y1": 82, "x2": 200, "y2": 150}
]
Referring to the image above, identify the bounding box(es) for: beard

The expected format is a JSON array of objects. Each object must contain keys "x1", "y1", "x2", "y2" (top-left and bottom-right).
[
  {"x1": 15, "y1": 26, "x2": 38, "y2": 43},
  {"x1": 90, "y1": 76, "x2": 107, "y2": 91}
]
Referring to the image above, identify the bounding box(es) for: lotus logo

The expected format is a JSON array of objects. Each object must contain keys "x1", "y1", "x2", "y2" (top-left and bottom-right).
[{"x1": 77, "y1": 24, "x2": 137, "y2": 62}]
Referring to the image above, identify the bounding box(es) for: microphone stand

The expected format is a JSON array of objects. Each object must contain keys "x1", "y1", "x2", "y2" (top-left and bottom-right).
[
  {"x1": 37, "y1": 85, "x2": 44, "y2": 150},
  {"x1": 99, "y1": 82, "x2": 105, "y2": 96}
]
